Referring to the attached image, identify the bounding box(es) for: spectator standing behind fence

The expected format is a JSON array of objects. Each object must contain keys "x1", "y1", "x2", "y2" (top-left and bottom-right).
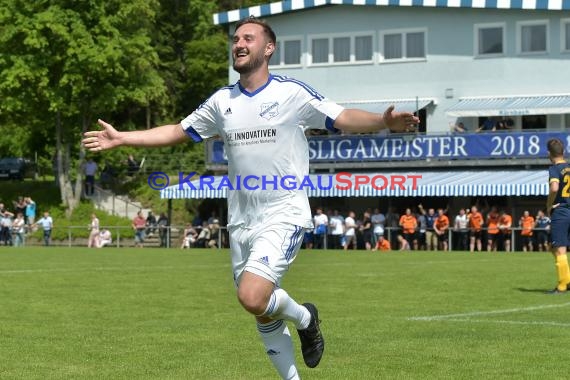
[
  {"x1": 415, "y1": 210, "x2": 427, "y2": 250},
  {"x1": 454, "y1": 208, "x2": 469, "y2": 251},
  {"x1": 343, "y1": 211, "x2": 357, "y2": 250},
  {"x1": 370, "y1": 208, "x2": 385, "y2": 246},
  {"x1": 35, "y1": 211, "x2": 53, "y2": 246},
  {"x1": 469, "y1": 206, "x2": 484, "y2": 252},
  {"x1": 83, "y1": 157, "x2": 98, "y2": 197},
  {"x1": 434, "y1": 209, "x2": 450, "y2": 251},
  {"x1": 25, "y1": 197, "x2": 36, "y2": 227},
  {"x1": 13, "y1": 196, "x2": 26, "y2": 218},
  {"x1": 499, "y1": 210, "x2": 513, "y2": 252},
  {"x1": 328, "y1": 210, "x2": 344, "y2": 250},
  {"x1": 132, "y1": 211, "x2": 146, "y2": 248},
  {"x1": 419, "y1": 205, "x2": 436, "y2": 251},
  {"x1": 157, "y1": 212, "x2": 169, "y2": 248},
  {"x1": 519, "y1": 211, "x2": 535, "y2": 252},
  {"x1": 12, "y1": 212, "x2": 25, "y2": 247},
  {"x1": 534, "y1": 210, "x2": 551, "y2": 252},
  {"x1": 486, "y1": 206, "x2": 500, "y2": 252},
  {"x1": 312, "y1": 208, "x2": 328, "y2": 249},
  {"x1": 146, "y1": 211, "x2": 157, "y2": 236},
  {"x1": 361, "y1": 211, "x2": 373, "y2": 251},
  {"x1": 1, "y1": 209, "x2": 14, "y2": 246},
  {"x1": 399, "y1": 208, "x2": 417, "y2": 250},
  {"x1": 88, "y1": 213, "x2": 100, "y2": 248}
]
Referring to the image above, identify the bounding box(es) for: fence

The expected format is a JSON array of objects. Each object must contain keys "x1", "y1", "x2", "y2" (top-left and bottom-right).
[
  {"x1": 6, "y1": 225, "x2": 226, "y2": 249},
  {"x1": 3, "y1": 225, "x2": 549, "y2": 252},
  {"x1": 311, "y1": 226, "x2": 550, "y2": 252}
]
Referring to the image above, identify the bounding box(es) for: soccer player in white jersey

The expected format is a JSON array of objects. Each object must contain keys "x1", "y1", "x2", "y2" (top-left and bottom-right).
[{"x1": 83, "y1": 17, "x2": 419, "y2": 380}]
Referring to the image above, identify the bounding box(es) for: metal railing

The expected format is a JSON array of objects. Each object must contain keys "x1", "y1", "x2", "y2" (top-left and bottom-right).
[
  {"x1": 91, "y1": 185, "x2": 148, "y2": 219},
  {"x1": 4, "y1": 225, "x2": 227, "y2": 249},
  {"x1": 308, "y1": 226, "x2": 550, "y2": 252},
  {"x1": 2, "y1": 224, "x2": 549, "y2": 252}
]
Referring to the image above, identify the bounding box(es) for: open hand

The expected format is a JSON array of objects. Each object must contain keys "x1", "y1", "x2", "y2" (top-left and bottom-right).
[
  {"x1": 383, "y1": 105, "x2": 420, "y2": 133},
  {"x1": 82, "y1": 119, "x2": 122, "y2": 152}
]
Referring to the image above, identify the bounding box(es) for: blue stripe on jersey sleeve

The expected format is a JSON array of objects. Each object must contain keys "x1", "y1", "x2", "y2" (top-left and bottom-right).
[
  {"x1": 272, "y1": 75, "x2": 324, "y2": 101},
  {"x1": 184, "y1": 126, "x2": 204, "y2": 143},
  {"x1": 325, "y1": 116, "x2": 339, "y2": 134}
]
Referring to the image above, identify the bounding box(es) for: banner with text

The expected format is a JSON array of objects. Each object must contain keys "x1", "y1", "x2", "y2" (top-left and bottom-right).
[{"x1": 208, "y1": 131, "x2": 570, "y2": 164}]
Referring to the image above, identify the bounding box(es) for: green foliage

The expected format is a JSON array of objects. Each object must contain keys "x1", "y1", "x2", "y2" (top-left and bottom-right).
[
  {"x1": 0, "y1": 0, "x2": 247, "y2": 217},
  {"x1": 0, "y1": 180, "x2": 133, "y2": 241},
  {"x1": 26, "y1": 202, "x2": 134, "y2": 241}
]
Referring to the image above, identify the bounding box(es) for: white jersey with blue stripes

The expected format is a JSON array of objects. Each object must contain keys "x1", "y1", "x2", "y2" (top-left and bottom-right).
[{"x1": 181, "y1": 74, "x2": 344, "y2": 228}]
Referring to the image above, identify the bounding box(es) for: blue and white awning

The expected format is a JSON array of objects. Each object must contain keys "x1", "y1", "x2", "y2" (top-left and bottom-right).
[
  {"x1": 446, "y1": 95, "x2": 570, "y2": 117},
  {"x1": 213, "y1": 0, "x2": 570, "y2": 25},
  {"x1": 160, "y1": 170, "x2": 548, "y2": 199},
  {"x1": 339, "y1": 98, "x2": 435, "y2": 113}
]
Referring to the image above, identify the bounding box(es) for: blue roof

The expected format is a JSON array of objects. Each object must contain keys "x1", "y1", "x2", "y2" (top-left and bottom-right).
[{"x1": 213, "y1": 0, "x2": 570, "y2": 25}]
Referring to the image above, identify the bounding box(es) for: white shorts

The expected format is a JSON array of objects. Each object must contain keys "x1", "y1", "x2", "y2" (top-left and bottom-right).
[{"x1": 229, "y1": 222, "x2": 306, "y2": 287}]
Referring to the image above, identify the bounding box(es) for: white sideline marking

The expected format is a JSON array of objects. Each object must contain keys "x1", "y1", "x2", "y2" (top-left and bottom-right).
[
  {"x1": 409, "y1": 302, "x2": 570, "y2": 321},
  {"x1": 0, "y1": 264, "x2": 230, "y2": 274},
  {"x1": 437, "y1": 318, "x2": 570, "y2": 327}
]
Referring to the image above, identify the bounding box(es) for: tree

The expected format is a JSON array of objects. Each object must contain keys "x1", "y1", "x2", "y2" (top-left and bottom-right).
[{"x1": 0, "y1": 0, "x2": 166, "y2": 214}]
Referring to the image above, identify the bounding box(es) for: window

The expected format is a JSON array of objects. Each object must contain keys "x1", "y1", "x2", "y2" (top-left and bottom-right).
[
  {"x1": 562, "y1": 19, "x2": 570, "y2": 53},
  {"x1": 475, "y1": 23, "x2": 505, "y2": 56},
  {"x1": 381, "y1": 29, "x2": 426, "y2": 61},
  {"x1": 565, "y1": 114, "x2": 570, "y2": 130},
  {"x1": 522, "y1": 115, "x2": 546, "y2": 130},
  {"x1": 309, "y1": 33, "x2": 374, "y2": 65},
  {"x1": 355, "y1": 36, "x2": 373, "y2": 61},
  {"x1": 311, "y1": 38, "x2": 329, "y2": 64},
  {"x1": 284, "y1": 40, "x2": 301, "y2": 65},
  {"x1": 518, "y1": 20, "x2": 548, "y2": 54},
  {"x1": 269, "y1": 38, "x2": 302, "y2": 67},
  {"x1": 333, "y1": 37, "x2": 350, "y2": 62}
]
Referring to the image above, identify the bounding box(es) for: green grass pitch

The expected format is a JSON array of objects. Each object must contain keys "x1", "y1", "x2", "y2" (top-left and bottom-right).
[{"x1": 1, "y1": 248, "x2": 570, "y2": 379}]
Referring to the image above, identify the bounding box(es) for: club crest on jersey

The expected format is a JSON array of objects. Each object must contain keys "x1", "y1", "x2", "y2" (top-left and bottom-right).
[{"x1": 259, "y1": 102, "x2": 279, "y2": 120}]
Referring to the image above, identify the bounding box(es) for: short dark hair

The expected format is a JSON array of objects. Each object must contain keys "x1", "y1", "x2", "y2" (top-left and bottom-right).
[
  {"x1": 234, "y1": 16, "x2": 276, "y2": 44},
  {"x1": 547, "y1": 138, "x2": 564, "y2": 158}
]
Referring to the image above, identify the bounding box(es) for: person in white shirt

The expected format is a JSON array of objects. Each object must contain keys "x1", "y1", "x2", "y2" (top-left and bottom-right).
[
  {"x1": 12, "y1": 212, "x2": 26, "y2": 247},
  {"x1": 344, "y1": 211, "x2": 357, "y2": 250},
  {"x1": 34, "y1": 211, "x2": 53, "y2": 246},
  {"x1": 1, "y1": 209, "x2": 14, "y2": 246},
  {"x1": 88, "y1": 213, "x2": 100, "y2": 248},
  {"x1": 370, "y1": 208, "x2": 385, "y2": 246},
  {"x1": 82, "y1": 17, "x2": 418, "y2": 379},
  {"x1": 328, "y1": 210, "x2": 345, "y2": 250},
  {"x1": 454, "y1": 208, "x2": 469, "y2": 251},
  {"x1": 312, "y1": 208, "x2": 328, "y2": 249},
  {"x1": 98, "y1": 229, "x2": 112, "y2": 247}
]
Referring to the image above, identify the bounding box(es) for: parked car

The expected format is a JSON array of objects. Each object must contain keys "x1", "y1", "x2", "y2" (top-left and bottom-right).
[{"x1": 0, "y1": 157, "x2": 36, "y2": 180}]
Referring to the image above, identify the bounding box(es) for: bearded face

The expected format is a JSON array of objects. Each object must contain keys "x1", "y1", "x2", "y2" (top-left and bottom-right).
[
  {"x1": 232, "y1": 45, "x2": 267, "y2": 75},
  {"x1": 232, "y1": 23, "x2": 273, "y2": 75}
]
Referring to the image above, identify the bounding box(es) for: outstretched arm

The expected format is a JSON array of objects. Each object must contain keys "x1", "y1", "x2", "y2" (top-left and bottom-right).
[
  {"x1": 82, "y1": 119, "x2": 188, "y2": 152},
  {"x1": 334, "y1": 105, "x2": 419, "y2": 134}
]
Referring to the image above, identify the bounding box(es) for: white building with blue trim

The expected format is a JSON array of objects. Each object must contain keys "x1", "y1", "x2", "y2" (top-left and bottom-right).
[
  {"x1": 161, "y1": 0, "x2": 570, "y2": 236},
  {"x1": 213, "y1": 0, "x2": 570, "y2": 133}
]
